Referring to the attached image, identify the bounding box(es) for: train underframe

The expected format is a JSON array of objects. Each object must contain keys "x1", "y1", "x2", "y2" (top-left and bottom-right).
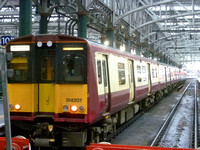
[
  {"x1": 89, "y1": 82, "x2": 184, "y2": 145},
  {"x1": 11, "y1": 81, "x2": 184, "y2": 149}
]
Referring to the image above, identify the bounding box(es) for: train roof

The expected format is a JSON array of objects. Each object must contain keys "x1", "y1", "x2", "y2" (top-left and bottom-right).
[
  {"x1": 86, "y1": 39, "x2": 175, "y2": 68},
  {"x1": 7, "y1": 34, "x2": 178, "y2": 69}
]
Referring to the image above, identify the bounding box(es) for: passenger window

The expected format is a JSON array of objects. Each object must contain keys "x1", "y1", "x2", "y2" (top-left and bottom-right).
[
  {"x1": 137, "y1": 65, "x2": 141, "y2": 73},
  {"x1": 118, "y1": 63, "x2": 126, "y2": 85},
  {"x1": 137, "y1": 65, "x2": 142, "y2": 82},
  {"x1": 9, "y1": 56, "x2": 28, "y2": 81},
  {"x1": 152, "y1": 69, "x2": 155, "y2": 78},
  {"x1": 102, "y1": 60, "x2": 107, "y2": 87},
  {"x1": 97, "y1": 60, "x2": 102, "y2": 84},
  {"x1": 155, "y1": 69, "x2": 157, "y2": 78},
  {"x1": 142, "y1": 66, "x2": 146, "y2": 73}
]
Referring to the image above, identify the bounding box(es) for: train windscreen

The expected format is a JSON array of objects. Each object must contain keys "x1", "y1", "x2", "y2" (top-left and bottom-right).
[
  {"x1": 60, "y1": 44, "x2": 87, "y2": 83},
  {"x1": 9, "y1": 56, "x2": 28, "y2": 81},
  {"x1": 62, "y1": 54, "x2": 85, "y2": 82},
  {"x1": 7, "y1": 42, "x2": 87, "y2": 84}
]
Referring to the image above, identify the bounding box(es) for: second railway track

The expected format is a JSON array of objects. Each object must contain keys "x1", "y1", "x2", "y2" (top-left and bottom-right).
[
  {"x1": 111, "y1": 79, "x2": 199, "y2": 148},
  {"x1": 151, "y1": 80, "x2": 199, "y2": 148}
]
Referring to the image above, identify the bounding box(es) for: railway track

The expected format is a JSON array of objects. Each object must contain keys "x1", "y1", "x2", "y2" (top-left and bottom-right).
[{"x1": 150, "y1": 80, "x2": 199, "y2": 148}]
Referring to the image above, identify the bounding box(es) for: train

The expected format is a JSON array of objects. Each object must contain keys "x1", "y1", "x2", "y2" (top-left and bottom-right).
[{"x1": 6, "y1": 34, "x2": 187, "y2": 148}]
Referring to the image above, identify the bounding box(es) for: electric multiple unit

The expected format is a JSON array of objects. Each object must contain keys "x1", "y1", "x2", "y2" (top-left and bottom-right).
[{"x1": 6, "y1": 34, "x2": 186, "y2": 148}]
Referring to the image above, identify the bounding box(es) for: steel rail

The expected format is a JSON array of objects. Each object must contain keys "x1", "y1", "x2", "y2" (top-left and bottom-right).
[{"x1": 150, "y1": 81, "x2": 192, "y2": 147}]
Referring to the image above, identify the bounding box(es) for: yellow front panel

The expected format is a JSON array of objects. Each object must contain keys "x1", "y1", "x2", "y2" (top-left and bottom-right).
[
  {"x1": 8, "y1": 84, "x2": 38, "y2": 112},
  {"x1": 55, "y1": 84, "x2": 87, "y2": 114},
  {"x1": 39, "y1": 84, "x2": 55, "y2": 112}
]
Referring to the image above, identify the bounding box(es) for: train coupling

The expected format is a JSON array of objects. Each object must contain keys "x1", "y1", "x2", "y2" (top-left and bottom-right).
[{"x1": 32, "y1": 122, "x2": 55, "y2": 147}]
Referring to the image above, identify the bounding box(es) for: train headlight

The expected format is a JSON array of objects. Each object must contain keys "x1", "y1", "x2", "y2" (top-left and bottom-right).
[
  {"x1": 71, "y1": 105, "x2": 78, "y2": 112},
  {"x1": 63, "y1": 105, "x2": 69, "y2": 112},
  {"x1": 15, "y1": 104, "x2": 21, "y2": 110},
  {"x1": 79, "y1": 106, "x2": 85, "y2": 112},
  {"x1": 37, "y1": 41, "x2": 42, "y2": 47},
  {"x1": 47, "y1": 41, "x2": 53, "y2": 47}
]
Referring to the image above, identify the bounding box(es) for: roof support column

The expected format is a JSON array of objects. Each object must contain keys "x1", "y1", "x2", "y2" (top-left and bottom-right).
[
  {"x1": 143, "y1": 50, "x2": 150, "y2": 58},
  {"x1": 125, "y1": 39, "x2": 131, "y2": 52},
  {"x1": 78, "y1": 12, "x2": 88, "y2": 38},
  {"x1": 160, "y1": 55, "x2": 165, "y2": 63},
  {"x1": 151, "y1": 53, "x2": 155, "y2": 60},
  {"x1": 136, "y1": 45, "x2": 141, "y2": 55},
  {"x1": 19, "y1": 0, "x2": 32, "y2": 36},
  {"x1": 106, "y1": 28, "x2": 114, "y2": 47},
  {"x1": 38, "y1": 0, "x2": 52, "y2": 34},
  {"x1": 100, "y1": 34, "x2": 106, "y2": 44},
  {"x1": 163, "y1": 55, "x2": 167, "y2": 64},
  {"x1": 39, "y1": 15, "x2": 48, "y2": 34}
]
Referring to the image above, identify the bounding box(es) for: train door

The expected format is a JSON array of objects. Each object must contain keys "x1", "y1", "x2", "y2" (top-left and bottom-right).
[
  {"x1": 147, "y1": 63, "x2": 152, "y2": 94},
  {"x1": 164, "y1": 67, "x2": 167, "y2": 84},
  {"x1": 169, "y1": 68, "x2": 171, "y2": 83},
  {"x1": 102, "y1": 55, "x2": 110, "y2": 112},
  {"x1": 128, "y1": 60, "x2": 134, "y2": 103},
  {"x1": 96, "y1": 54, "x2": 110, "y2": 113},
  {"x1": 38, "y1": 48, "x2": 55, "y2": 113}
]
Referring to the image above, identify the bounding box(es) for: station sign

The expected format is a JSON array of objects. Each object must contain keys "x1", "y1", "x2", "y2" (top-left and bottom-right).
[{"x1": 1, "y1": 36, "x2": 15, "y2": 46}]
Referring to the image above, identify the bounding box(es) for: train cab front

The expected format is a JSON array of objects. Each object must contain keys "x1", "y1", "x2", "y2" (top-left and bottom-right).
[
  {"x1": 7, "y1": 39, "x2": 38, "y2": 121},
  {"x1": 6, "y1": 35, "x2": 89, "y2": 147}
]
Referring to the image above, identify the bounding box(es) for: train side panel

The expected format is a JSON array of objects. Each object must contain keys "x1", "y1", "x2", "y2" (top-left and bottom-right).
[
  {"x1": 134, "y1": 60, "x2": 148, "y2": 102},
  {"x1": 166, "y1": 67, "x2": 171, "y2": 85},
  {"x1": 91, "y1": 48, "x2": 131, "y2": 117},
  {"x1": 108, "y1": 54, "x2": 130, "y2": 114},
  {"x1": 158, "y1": 64, "x2": 167, "y2": 90},
  {"x1": 150, "y1": 63, "x2": 159, "y2": 93}
]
